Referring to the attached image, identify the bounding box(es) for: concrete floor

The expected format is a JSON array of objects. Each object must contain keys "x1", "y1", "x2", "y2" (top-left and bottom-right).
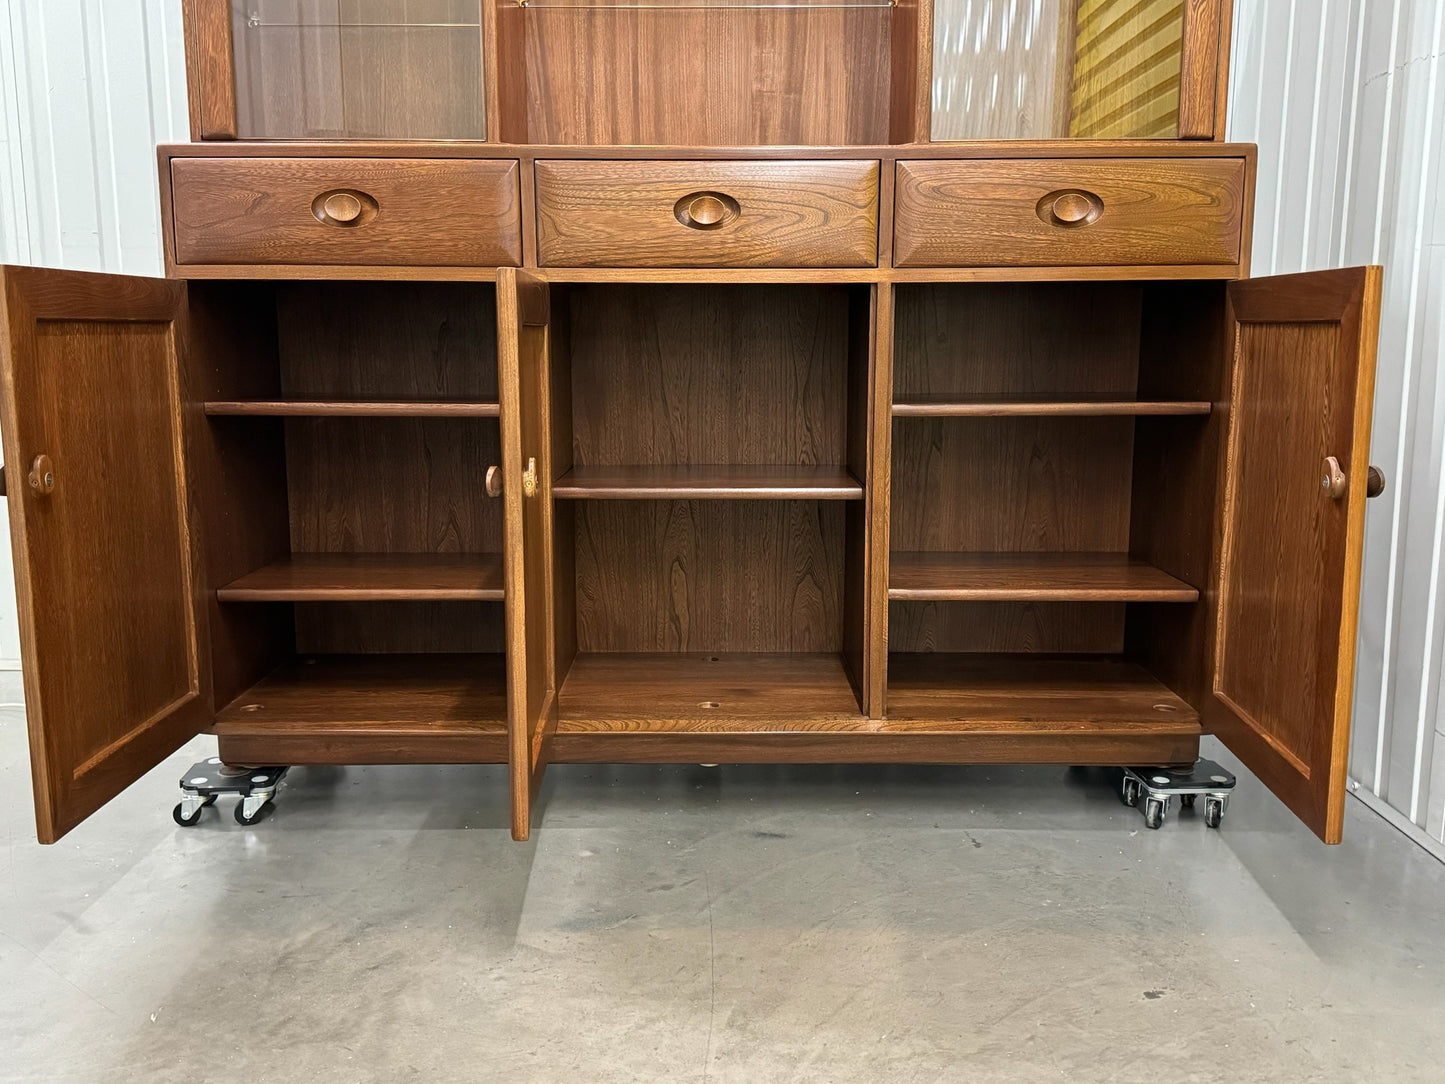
[{"x1": 3, "y1": 671, "x2": 1445, "y2": 1083}]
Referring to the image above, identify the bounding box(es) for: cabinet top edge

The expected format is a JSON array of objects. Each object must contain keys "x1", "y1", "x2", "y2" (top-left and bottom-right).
[{"x1": 158, "y1": 141, "x2": 1258, "y2": 162}]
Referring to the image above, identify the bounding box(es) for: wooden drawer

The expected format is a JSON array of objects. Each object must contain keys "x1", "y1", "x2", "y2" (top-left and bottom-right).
[
  {"x1": 893, "y1": 159, "x2": 1247, "y2": 268},
  {"x1": 534, "y1": 160, "x2": 879, "y2": 268},
  {"x1": 170, "y1": 158, "x2": 523, "y2": 267}
]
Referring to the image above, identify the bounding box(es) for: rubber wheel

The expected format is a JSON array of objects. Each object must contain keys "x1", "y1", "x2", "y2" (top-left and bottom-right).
[
  {"x1": 1180, "y1": 794, "x2": 1196, "y2": 809},
  {"x1": 173, "y1": 802, "x2": 204, "y2": 827},
  {"x1": 1143, "y1": 797, "x2": 1167, "y2": 829},
  {"x1": 1121, "y1": 778, "x2": 1140, "y2": 807},
  {"x1": 234, "y1": 797, "x2": 269, "y2": 826},
  {"x1": 1204, "y1": 797, "x2": 1224, "y2": 829}
]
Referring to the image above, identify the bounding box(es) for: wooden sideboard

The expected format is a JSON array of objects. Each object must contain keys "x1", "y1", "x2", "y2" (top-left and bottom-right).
[{"x1": 0, "y1": 0, "x2": 1383, "y2": 845}]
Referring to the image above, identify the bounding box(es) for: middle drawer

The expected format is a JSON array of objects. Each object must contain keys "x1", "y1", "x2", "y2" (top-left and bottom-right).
[{"x1": 534, "y1": 160, "x2": 880, "y2": 268}]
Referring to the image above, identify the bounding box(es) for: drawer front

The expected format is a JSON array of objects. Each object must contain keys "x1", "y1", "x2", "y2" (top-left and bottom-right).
[
  {"x1": 170, "y1": 158, "x2": 523, "y2": 267},
  {"x1": 893, "y1": 159, "x2": 1246, "y2": 268},
  {"x1": 535, "y1": 160, "x2": 879, "y2": 268}
]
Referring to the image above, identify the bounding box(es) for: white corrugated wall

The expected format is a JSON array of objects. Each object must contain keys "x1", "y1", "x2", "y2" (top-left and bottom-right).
[
  {"x1": 0, "y1": 0, "x2": 188, "y2": 666},
  {"x1": 2, "y1": 0, "x2": 1443, "y2": 854},
  {"x1": 1229, "y1": 0, "x2": 1445, "y2": 857}
]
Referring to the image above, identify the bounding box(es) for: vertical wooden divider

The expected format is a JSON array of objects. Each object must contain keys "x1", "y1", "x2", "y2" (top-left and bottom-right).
[
  {"x1": 889, "y1": 0, "x2": 934, "y2": 144},
  {"x1": 183, "y1": 0, "x2": 238, "y2": 140},
  {"x1": 1179, "y1": 0, "x2": 1227, "y2": 139},
  {"x1": 865, "y1": 283, "x2": 896, "y2": 718}
]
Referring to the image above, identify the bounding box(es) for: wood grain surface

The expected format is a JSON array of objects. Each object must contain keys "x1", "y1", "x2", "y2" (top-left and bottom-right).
[
  {"x1": 535, "y1": 160, "x2": 879, "y2": 268},
  {"x1": 1209, "y1": 267, "x2": 1381, "y2": 842},
  {"x1": 573, "y1": 500, "x2": 846, "y2": 654},
  {"x1": 891, "y1": 282, "x2": 1143, "y2": 400},
  {"x1": 213, "y1": 653, "x2": 508, "y2": 765},
  {"x1": 889, "y1": 416, "x2": 1135, "y2": 552},
  {"x1": 888, "y1": 600, "x2": 1126, "y2": 654},
  {"x1": 565, "y1": 283, "x2": 853, "y2": 467},
  {"x1": 893, "y1": 158, "x2": 1246, "y2": 267},
  {"x1": 217, "y1": 553, "x2": 505, "y2": 601},
  {"x1": 275, "y1": 282, "x2": 499, "y2": 401},
  {"x1": 555, "y1": 466, "x2": 863, "y2": 501},
  {"x1": 885, "y1": 652, "x2": 1199, "y2": 725},
  {"x1": 517, "y1": 8, "x2": 895, "y2": 145},
  {"x1": 171, "y1": 158, "x2": 522, "y2": 266},
  {"x1": 0, "y1": 267, "x2": 210, "y2": 842},
  {"x1": 889, "y1": 551, "x2": 1199, "y2": 601}
]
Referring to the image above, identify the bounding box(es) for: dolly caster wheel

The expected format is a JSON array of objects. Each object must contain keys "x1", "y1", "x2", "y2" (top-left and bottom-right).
[
  {"x1": 1143, "y1": 796, "x2": 1168, "y2": 830},
  {"x1": 1204, "y1": 795, "x2": 1226, "y2": 829},
  {"x1": 234, "y1": 794, "x2": 273, "y2": 826},
  {"x1": 1180, "y1": 793, "x2": 1196, "y2": 809},
  {"x1": 1120, "y1": 776, "x2": 1141, "y2": 807},
  {"x1": 172, "y1": 793, "x2": 216, "y2": 827}
]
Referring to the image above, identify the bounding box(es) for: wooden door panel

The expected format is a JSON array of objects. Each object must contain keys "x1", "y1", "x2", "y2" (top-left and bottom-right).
[
  {"x1": 1213, "y1": 267, "x2": 1381, "y2": 843},
  {"x1": 0, "y1": 267, "x2": 211, "y2": 842},
  {"x1": 498, "y1": 268, "x2": 556, "y2": 841}
]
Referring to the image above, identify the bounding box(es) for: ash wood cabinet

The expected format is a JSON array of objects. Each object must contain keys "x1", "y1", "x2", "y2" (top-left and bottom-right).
[{"x1": 1, "y1": 0, "x2": 1386, "y2": 846}]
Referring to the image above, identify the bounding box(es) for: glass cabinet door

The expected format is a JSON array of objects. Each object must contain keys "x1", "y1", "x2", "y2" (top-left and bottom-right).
[
  {"x1": 932, "y1": 0, "x2": 1188, "y2": 140},
  {"x1": 233, "y1": 1, "x2": 486, "y2": 139}
]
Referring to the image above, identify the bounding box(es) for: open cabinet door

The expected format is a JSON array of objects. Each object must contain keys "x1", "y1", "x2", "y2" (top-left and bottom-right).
[
  {"x1": 497, "y1": 269, "x2": 557, "y2": 841},
  {"x1": 1211, "y1": 267, "x2": 1382, "y2": 843},
  {"x1": 0, "y1": 267, "x2": 212, "y2": 842}
]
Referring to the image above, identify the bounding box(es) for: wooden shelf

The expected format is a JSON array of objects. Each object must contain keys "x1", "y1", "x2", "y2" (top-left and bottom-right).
[
  {"x1": 213, "y1": 654, "x2": 508, "y2": 764},
  {"x1": 553, "y1": 465, "x2": 863, "y2": 500},
  {"x1": 892, "y1": 394, "x2": 1211, "y2": 418},
  {"x1": 216, "y1": 553, "x2": 505, "y2": 602},
  {"x1": 205, "y1": 400, "x2": 500, "y2": 418},
  {"x1": 886, "y1": 654, "x2": 1198, "y2": 723},
  {"x1": 548, "y1": 652, "x2": 1197, "y2": 765},
  {"x1": 889, "y1": 552, "x2": 1199, "y2": 602}
]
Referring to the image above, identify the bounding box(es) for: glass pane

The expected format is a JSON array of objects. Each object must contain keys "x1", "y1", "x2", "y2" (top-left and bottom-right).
[
  {"x1": 931, "y1": 0, "x2": 1185, "y2": 140},
  {"x1": 233, "y1": 1, "x2": 486, "y2": 139}
]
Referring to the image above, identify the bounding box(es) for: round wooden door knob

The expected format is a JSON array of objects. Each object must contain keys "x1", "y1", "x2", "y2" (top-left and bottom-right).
[{"x1": 485, "y1": 465, "x2": 503, "y2": 498}]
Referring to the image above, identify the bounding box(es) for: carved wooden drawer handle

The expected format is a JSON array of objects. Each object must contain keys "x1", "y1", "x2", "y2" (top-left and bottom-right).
[
  {"x1": 1037, "y1": 189, "x2": 1104, "y2": 229},
  {"x1": 521, "y1": 458, "x2": 538, "y2": 498},
  {"x1": 674, "y1": 191, "x2": 740, "y2": 231},
  {"x1": 312, "y1": 189, "x2": 378, "y2": 228}
]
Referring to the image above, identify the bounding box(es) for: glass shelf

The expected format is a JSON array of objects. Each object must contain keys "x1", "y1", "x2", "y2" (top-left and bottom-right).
[
  {"x1": 517, "y1": 0, "x2": 895, "y2": 8},
  {"x1": 244, "y1": 18, "x2": 480, "y2": 28}
]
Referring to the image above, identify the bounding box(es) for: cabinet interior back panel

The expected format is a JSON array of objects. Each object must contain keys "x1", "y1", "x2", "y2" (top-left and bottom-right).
[
  {"x1": 295, "y1": 601, "x2": 506, "y2": 655},
  {"x1": 574, "y1": 500, "x2": 846, "y2": 654},
  {"x1": 284, "y1": 417, "x2": 502, "y2": 554},
  {"x1": 890, "y1": 416, "x2": 1135, "y2": 552},
  {"x1": 276, "y1": 282, "x2": 498, "y2": 401},
  {"x1": 888, "y1": 600, "x2": 1127, "y2": 654},
  {"x1": 566, "y1": 284, "x2": 852, "y2": 467},
  {"x1": 518, "y1": 10, "x2": 893, "y2": 145},
  {"x1": 893, "y1": 282, "x2": 1143, "y2": 398}
]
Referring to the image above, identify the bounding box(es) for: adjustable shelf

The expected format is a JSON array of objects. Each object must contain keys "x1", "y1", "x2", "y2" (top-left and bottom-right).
[
  {"x1": 214, "y1": 654, "x2": 508, "y2": 764},
  {"x1": 205, "y1": 400, "x2": 500, "y2": 418},
  {"x1": 553, "y1": 465, "x2": 863, "y2": 500},
  {"x1": 891, "y1": 395, "x2": 1212, "y2": 418},
  {"x1": 885, "y1": 654, "x2": 1199, "y2": 729},
  {"x1": 889, "y1": 553, "x2": 1199, "y2": 603},
  {"x1": 217, "y1": 554, "x2": 505, "y2": 602}
]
